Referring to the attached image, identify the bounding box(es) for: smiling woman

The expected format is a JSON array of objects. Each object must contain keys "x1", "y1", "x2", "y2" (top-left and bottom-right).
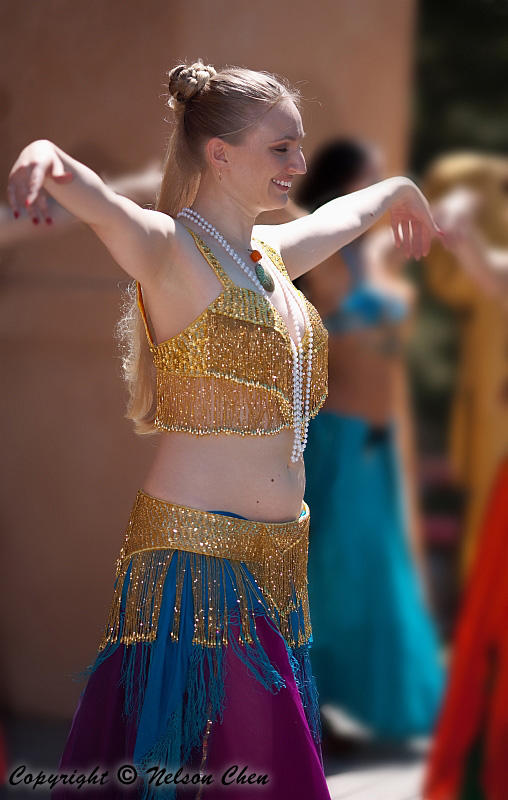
[{"x1": 7, "y1": 58, "x2": 443, "y2": 800}]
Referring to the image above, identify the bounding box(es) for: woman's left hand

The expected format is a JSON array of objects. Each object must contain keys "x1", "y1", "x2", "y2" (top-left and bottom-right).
[{"x1": 389, "y1": 179, "x2": 445, "y2": 260}]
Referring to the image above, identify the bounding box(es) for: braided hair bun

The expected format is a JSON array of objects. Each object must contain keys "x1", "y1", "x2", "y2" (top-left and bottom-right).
[{"x1": 168, "y1": 60, "x2": 217, "y2": 103}]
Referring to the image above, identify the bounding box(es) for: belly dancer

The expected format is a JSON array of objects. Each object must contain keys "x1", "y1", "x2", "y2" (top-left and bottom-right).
[
  {"x1": 7, "y1": 61, "x2": 441, "y2": 798},
  {"x1": 295, "y1": 139, "x2": 445, "y2": 739}
]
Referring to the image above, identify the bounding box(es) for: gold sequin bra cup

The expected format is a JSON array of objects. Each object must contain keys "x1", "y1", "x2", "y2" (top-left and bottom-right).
[{"x1": 136, "y1": 230, "x2": 328, "y2": 437}]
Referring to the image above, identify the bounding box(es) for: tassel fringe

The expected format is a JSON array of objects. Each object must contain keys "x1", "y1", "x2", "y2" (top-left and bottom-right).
[
  {"x1": 74, "y1": 492, "x2": 322, "y2": 799},
  {"x1": 98, "y1": 491, "x2": 313, "y2": 653}
]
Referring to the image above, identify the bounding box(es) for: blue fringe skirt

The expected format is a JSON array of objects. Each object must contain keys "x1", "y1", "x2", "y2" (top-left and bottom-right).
[{"x1": 53, "y1": 490, "x2": 331, "y2": 799}]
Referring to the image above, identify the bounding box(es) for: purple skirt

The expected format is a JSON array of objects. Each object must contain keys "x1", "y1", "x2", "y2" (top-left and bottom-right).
[{"x1": 52, "y1": 500, "x2": 331, "y2": 800}]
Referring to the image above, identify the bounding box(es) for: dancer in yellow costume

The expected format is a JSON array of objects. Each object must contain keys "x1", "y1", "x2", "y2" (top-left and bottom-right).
[{"x1": 423, "y1": 152, "x2": 508, "y2": 580}]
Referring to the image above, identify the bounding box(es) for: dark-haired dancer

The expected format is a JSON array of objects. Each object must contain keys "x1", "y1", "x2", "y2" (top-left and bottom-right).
[
  {"x1": 295, "y1": 139, "x2": 445, "y2": 740},
  {"x1": 8, "y1": 63, "x2": 441, "y2": 798}
]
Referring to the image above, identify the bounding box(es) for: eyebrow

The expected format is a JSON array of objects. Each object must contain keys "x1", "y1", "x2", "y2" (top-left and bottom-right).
[{"x1": 269, "y1": 132, "x2": 306, "y2": 142}]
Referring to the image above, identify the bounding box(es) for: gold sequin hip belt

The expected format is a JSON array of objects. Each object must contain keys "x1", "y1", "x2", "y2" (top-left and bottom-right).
[{"x1": 99, "y1": 489, "x2": 312, "y2": 652}]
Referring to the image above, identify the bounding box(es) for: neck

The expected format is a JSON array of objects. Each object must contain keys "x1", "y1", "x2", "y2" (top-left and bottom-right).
[{"x1": 189, "y1": 174, "x2": 258, "y2": 252}]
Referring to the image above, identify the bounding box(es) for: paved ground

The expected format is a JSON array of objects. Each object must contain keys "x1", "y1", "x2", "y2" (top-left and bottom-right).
[
  {"x1": 320, "y1": 705, "x2": 428, "y2": 799},
  {"x1": 2, "y1": 715, "x2": 428, "y2": 799},
  {"x1": 322, "y1": 739, "x2": 426, "y2": 800}
]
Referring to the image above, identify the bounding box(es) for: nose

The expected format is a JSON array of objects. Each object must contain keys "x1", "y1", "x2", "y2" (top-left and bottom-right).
[{"x1": 289, "y1": 148, "x2": 307, "y2": 176}]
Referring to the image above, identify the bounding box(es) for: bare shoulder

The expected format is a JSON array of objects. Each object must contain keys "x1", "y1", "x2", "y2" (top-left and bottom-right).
[
  {"x1": 253, "y1": 217, "x2": 319, "y2": 280},
  {"x1": 133, "y1": 218, "x2": 239, "y2": 348},
  {"x1": 253, "y1": 201, "x2": 308, "y2": 254},
  {"x1": 88, "y1": 188, "x2": 177, "y2": 287},
  {"x1": 252, "y1": 223, "x2": 283, "y2": 253}
]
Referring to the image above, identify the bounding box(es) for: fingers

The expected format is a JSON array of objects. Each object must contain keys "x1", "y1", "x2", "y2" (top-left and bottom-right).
[
  {"x1": 26, "y1": 189, "x2": 53, "y2": 225},
  {"x1": 421, "y1": 225, "x2": 432, "y2": 257},
  {"x1": 392, "y1": 213, "x2": 419, "y2": 259},
  {"x1": 7, "y1": 141, "x2": 60, "y2": 224},
  {"x1": 400, "y1": 219, "x2": 411, "y2": 258},
  {"x1": 8, "y1": 166, "x2": 53, "y2": 225},
  {"x1": 51, "y1": 169, "x2": 73, "y2": 183},
  {"x1": 415, "y1": 218, "x2": 446, "y2": 259},
  {"x1": 392, "y1": 217, "x2": 433, "y2": 261},
  {"x1": 24, "y1": 165, "x2": 45, "y2": 225},
  {"x1": 40, "y1": 191, "x2": 51, "y2": 222},
  {"x1": 392, "y1": 217, "x2": 402, "y2": 249},
  {"x1": 32, "y1": 190, "x2": 51, "y2": 224},
  {"x1": 7, "y1": 182, "x2": 20, "y2": 218},
  {"x1": 411, "y1": 220, "x2": 423, "y2": 260},
  {"x1": 26, "y1": 164, "x2": 45, "y2": 205},
  {"x1": 50, "y1": 155, "x2": 73, "y2": 183},
  {"x1": 10, "y1": 185, "x2": 52, "y2": 225},
  {"x1": 390, "y1": 195, "x2": 447, "y2": 260}
]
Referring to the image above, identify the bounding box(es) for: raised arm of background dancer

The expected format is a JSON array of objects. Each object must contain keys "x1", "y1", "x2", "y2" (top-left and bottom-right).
[
  {"x1": 449, "y1": 227, "x2": 508, "y2": 302},
  {"x1": 6, "y1": 139, "x2": 172, "y2": 285},
  {"x1": 255, "y1": 177, "x2": 444, "y2": 280},
  {"x1": 433, "y1": 187, "x2": 508, "y2": 307}
]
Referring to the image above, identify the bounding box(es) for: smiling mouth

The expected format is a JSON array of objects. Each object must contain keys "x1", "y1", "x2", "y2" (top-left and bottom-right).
[{"x1": 272, "y1": 178, "x2": 292, "y2": 190}]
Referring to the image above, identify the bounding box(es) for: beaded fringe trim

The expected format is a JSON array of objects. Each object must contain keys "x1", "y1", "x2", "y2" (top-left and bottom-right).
[
  {"x1": 135, "y1": 230, "x2": 329, "y2": 438},
  {"x1": 98, "y1": 490, "x2": 312, "y2": 652}
]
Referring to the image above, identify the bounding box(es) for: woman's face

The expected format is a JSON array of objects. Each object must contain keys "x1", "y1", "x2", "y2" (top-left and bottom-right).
[{"x1": 222, "y1": 98, "x2": 307, "y2": 215}]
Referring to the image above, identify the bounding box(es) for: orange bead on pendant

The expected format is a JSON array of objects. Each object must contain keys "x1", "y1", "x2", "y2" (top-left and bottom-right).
[{"x1": 249, "y1": 248, "x2": 275, "y2": 291}]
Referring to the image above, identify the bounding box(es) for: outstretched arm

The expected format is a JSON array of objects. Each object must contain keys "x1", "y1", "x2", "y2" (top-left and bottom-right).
[
  {"x1": 7, "y1": 139, "x2": 173, "y2": 286},
  {"x1": 254, "y1": 176, "x2": 443, "y2": 280},
  {"x1": 1, "y1": 159, "x2": 163, "y2": 249}
]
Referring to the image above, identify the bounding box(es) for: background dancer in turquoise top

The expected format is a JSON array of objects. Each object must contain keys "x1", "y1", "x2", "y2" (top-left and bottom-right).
[{"x1": 295, "y1": 139, "x2": 446, "y2": 741}]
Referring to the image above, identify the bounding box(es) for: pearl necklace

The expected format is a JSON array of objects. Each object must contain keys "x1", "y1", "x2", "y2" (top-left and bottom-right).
[{"x1": 177, "y1": 206, "x2": 314, "y2": 462}]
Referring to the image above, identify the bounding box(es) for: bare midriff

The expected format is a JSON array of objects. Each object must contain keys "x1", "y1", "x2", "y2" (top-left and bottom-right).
[
  {"x1": 322, "y1": 331, "x2": 398, "y2": 426},
  {"x1": 140, "y1": 428, "x2": 306, "y2": 524}
]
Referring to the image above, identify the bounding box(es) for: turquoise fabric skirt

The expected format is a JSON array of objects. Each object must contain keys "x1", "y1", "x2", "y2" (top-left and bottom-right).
[
  {"x1": 304, "y1": 410, "x2": 445, "y2": 738},
  {"x1": 54, "y1": 500, "x2": 330, "y2": 800}
]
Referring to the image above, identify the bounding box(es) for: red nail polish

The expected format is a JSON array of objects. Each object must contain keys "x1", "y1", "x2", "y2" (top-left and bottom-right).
[
  {"x1": 25, "y1": 198, "x2": 31, "y2": 207},
  {"x1": 13, "y1": 210, "x2": 19, "y2": 219},
  {"x1": 46, "y1": 217, "x2": 53, "y2": 224},
  {"x1": 32, "y1": 217, "x2": 39, "y2": 225}
]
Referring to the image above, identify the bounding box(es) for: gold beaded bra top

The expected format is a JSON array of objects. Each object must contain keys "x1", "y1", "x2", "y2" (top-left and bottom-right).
[{"x1": 136, "y1": 228, "x2": 328, "y2": 437}]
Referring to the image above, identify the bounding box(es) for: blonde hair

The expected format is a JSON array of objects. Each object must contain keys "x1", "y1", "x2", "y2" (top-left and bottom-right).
[{"x1": 116, "y1": 60, "x2": 300, "y2": 435}]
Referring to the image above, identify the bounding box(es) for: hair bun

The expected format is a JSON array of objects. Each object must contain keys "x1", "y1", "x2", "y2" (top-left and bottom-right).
[{"x1": 168, "y1": 60, "x2": 217, "y2": 104}]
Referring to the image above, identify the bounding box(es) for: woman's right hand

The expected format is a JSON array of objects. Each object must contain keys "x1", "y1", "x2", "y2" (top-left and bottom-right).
[
  {"x1": 7, "y1": 139, "x2": 74, "y2": 224},
  {"x1": 389, "y1": 178, "x2": 444, "y2": 260}
]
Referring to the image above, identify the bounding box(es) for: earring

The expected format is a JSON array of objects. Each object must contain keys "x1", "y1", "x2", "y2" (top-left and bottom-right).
[{"x1": 218, "y1": 169, "x2": 222, "y2": 182}]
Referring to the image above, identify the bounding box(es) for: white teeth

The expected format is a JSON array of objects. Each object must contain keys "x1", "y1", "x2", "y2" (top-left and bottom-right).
[{"x1": 272, "y1": 179, "x2": 292, "y2": 188}]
